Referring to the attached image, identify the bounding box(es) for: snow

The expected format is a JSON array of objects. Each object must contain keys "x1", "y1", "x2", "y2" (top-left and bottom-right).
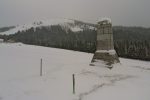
[
  {"x1": 0, "y1": 39, "x2": 4, "y2": 42},
  {"x1": 98, "y1": 18, "x2": 112, "y2": 23},
  {"x1": 0, "y1": 19, "x2": 89, "y2": 35},
  {"x1": 70, "y1": 27, "x2": 83, "y2": 32},
  {"x1": 0, "y1": 43, "x2": 150, "y2": 100},
  {"x1": 96, "y1": 50, "x2": 116, "y2": 55}
]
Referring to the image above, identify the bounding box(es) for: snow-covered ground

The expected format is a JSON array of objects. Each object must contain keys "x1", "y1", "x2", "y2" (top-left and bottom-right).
[{"x1": 0, "y1": 43, "x2": 150, "y2": 100}]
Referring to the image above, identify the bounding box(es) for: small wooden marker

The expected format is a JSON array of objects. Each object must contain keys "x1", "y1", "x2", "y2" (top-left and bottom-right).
[
  {"x1": 72, "y1": 74, "x2": 75, "y2": 94},
  {"x1": 40, "y1": 58, "x2": 42, "y2": 76}
]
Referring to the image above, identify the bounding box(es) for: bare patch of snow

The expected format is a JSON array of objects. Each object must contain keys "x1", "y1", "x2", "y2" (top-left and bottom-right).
[{"x1": 70, "y1": 27, "x2": 83, "y2": 32}]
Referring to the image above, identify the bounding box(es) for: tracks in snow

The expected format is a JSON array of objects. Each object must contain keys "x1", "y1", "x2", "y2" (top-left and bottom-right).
[
  {"x1": 132, "y1": 66, "x2": 150, "y2": 71},
  {"x1": 77, "y1": 71, "x2": 133, "y2": 100}
]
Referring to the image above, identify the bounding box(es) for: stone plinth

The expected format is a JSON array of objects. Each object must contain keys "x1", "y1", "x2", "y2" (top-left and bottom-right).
[{"x1": 91, "y1": 50, "x2": 119, "y2": 66}]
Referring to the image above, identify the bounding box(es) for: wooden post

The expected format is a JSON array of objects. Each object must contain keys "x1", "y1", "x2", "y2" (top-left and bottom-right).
[
  {"x1": 40, "y1": 58, "x2": 42, "y2": 76},
  {"x1": 73, "y1": 74, "x2": 75, "y2": 94}
]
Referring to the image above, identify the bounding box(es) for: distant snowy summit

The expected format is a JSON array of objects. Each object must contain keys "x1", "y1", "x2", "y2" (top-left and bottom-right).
[{"x1": 0, "y1": 18, "x2": 95, "y2": 35}]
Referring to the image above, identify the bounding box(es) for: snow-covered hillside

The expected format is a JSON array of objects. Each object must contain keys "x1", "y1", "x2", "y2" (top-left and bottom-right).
[
  {"x1": 0, "y1": 19, "x2": 95, "y2": 35},
  {"x1": 0, "y1": 43, "x2": 150, "y2": 100}
]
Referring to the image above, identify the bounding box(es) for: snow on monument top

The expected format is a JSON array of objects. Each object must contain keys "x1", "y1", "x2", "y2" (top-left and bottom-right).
[{"x1": 98, "y1": 18, "x2": 112, "y2": 24}]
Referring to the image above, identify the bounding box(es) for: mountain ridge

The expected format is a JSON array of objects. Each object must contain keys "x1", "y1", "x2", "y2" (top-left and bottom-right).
[{"x1": 0, "y1": 18, "x2": 95, "y2": 35}]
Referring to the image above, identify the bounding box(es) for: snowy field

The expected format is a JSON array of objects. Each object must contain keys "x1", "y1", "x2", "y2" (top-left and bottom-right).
[{"x1": 0, "y1": 43, "x2": 150, "y2": 100}]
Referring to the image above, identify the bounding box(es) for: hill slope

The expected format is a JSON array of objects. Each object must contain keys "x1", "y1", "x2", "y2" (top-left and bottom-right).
[
  {"x1": 0, "y1": 19, "x2": 95, "y2": 35},
  {"x1": 0, "y1": 19, "x2": 150, "y2": 60},
  {"x1": 0, "y1": 43, "x2": 150, "y2": 100}
]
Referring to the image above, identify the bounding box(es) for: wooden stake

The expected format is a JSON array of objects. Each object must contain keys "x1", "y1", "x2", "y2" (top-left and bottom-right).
[
  {"x1": 73, "y1": 74, "x2": 75, "y2": 94},
  {"x1": 40, "y1": 58, "x2": 42, "y2": 76}
]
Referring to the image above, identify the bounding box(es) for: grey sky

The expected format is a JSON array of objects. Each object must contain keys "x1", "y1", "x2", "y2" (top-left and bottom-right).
[{"x1": 0, "y1": 0, "x2": 150, "y2": 27}]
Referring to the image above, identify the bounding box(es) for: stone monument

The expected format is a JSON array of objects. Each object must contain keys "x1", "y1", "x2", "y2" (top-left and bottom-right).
[{"x1": 91, "y1": 18, "x2": 119, "y2": 67}]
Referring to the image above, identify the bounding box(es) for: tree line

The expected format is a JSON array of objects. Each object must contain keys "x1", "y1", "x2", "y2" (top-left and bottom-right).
[{"x1": 0, "y1": 25, "x2": 150, "y2": 61}]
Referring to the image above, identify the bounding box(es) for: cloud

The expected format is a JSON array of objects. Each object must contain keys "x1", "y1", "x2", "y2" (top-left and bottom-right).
[{"x1": 0, "y1": 0, "x2": 150, "y2": 27}]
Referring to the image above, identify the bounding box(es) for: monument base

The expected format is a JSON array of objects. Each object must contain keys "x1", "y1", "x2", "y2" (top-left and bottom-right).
[{"x1": 90, "y1": 50, "x2": 119, "y2": 67}]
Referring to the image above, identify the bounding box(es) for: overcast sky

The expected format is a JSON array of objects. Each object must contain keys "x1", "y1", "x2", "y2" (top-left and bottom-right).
[{"x1": 0, "y1": 0, "x2": 150, "y2": 27}]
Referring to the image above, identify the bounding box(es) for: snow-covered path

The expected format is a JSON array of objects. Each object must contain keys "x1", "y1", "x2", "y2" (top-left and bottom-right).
[{"x1": 0, "y1": 43, "x2": 150, "y2": 100}]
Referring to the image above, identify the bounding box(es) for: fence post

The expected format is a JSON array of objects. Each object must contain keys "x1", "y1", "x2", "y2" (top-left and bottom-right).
[
  {"x1": 73, "y1": 74, "x2": 75, "y2": 94},
  {"x1": 40, "y1": 58, "x2": 42, "y2": 76}
]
